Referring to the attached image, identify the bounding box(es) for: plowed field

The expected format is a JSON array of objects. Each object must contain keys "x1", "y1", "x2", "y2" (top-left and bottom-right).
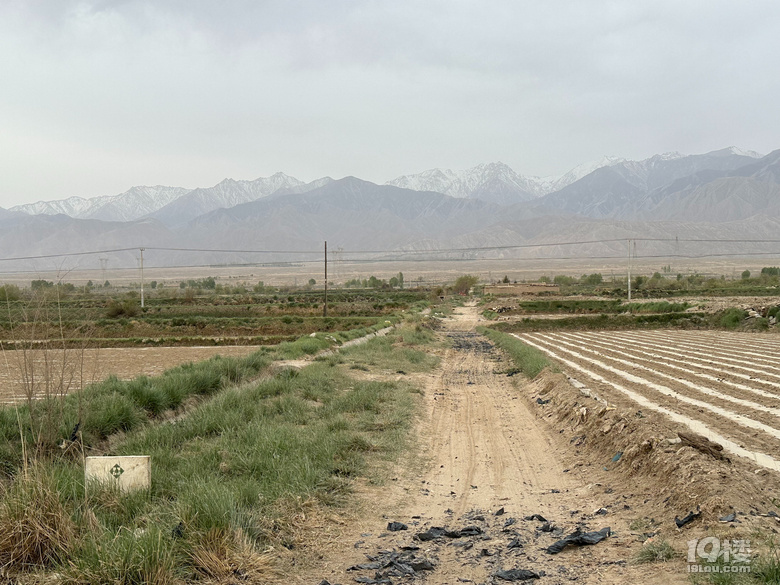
[
  {"x1": 0, "y1": 345, "x2": 262, "y2": 402},
  {"x1": 513, "y1": 330, "x2": 780, "y2": 471}
]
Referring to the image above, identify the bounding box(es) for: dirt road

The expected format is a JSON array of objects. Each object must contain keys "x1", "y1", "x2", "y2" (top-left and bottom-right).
[{"x1": 310, "y1": 305, "x2": 684, "y2": 584}]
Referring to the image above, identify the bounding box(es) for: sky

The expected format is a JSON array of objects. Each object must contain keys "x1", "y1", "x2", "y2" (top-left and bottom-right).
[{"x1": 1, "y1": 0, "x2": 779, "y2": 207}]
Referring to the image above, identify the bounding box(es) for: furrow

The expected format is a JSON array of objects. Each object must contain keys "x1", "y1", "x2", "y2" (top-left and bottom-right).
[
  {"x1": 512, "y1": 333, "x2": 780, "y2": 472},
  {"x1": 555, "y1": 331, "x2": 780, "y2": 404}
]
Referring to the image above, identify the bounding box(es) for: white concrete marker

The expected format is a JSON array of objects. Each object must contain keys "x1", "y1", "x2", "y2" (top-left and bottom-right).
[{"x1": 85, "y1": 456, "x2": 151, "y2": 493}]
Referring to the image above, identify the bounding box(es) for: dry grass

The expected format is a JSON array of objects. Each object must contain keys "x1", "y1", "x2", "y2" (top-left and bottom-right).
[
  {"x1": 189, "y1": 529, "x2": 276, "y2": 585},
  {"x1": 0, "y1": 466, "x2": 75, "y2": 571}
]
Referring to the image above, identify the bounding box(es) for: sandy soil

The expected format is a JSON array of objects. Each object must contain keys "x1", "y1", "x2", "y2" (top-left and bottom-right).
[
  {"x1": 0, "y1": 345, "x2": 262, "y2": 401},
  {"x1": 295, "y1": 305, "x2": 689, "y2": 584}
]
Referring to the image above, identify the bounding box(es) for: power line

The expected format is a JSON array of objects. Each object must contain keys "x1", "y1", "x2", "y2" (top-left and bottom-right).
[
  {"x1": 3, "y1": 251, "x2": 780, "y2": 276},
  {"x1": 4, "y1": 237, "x2": 780, "y2": 263}
]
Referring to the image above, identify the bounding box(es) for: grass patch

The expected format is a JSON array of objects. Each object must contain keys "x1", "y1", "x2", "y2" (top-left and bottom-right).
[
  {"x1": 622, "y1": 301, "x2": 691, "y2": 313},
  {"x1": 491, "y1": 312, "x2": 708, "y2": 333},
  {"x1": 336, "y1": 324, "x2": 440, "y2": 373},
  {"x1": 0, "y1": 358, "x2": 420, "y2": 583},
  {"x1": 634, "y1": 539, "x2": 678, "y2": 563},
  {"x1": 0, "y1": 350, "x2": 272, "y2": 474},
  {"x1": 478, "y1": 327, "x2": 555, "y2": 378}
]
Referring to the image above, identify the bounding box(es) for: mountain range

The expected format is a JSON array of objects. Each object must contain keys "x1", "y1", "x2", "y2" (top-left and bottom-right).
[{"x1": 2, "y1": 146, "x2": 779, "y2": 271}]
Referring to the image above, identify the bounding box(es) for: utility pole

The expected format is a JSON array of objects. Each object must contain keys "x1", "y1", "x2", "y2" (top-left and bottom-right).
[
  {"x1": 323, "y1": 241, "x2": 328, "y2": 317},
  {"x1": 140, "y1": 247, "x2": 145, "y2": 309},
  {"x1": 100, "y1": 257, "x2": 108, "y2": 285},
  {"x1": 627, "y1": 239, "x2": 632, "y2": 302}
]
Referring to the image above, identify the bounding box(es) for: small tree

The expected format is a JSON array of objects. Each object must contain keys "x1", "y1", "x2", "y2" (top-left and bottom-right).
[
  {"x1": 0, "y1": 284, "x2": 21, "y2": 301},
  {"x1": 741, "y1": 270, "x2": 751, "y2": 280},
  {"x1": 502, "y1": 275, "x2": 510, "y2": 283},
  {"x1": 308, "y1": 278, "x2": 316, "y2": 286},
  {"x1": 452, "y1": 275, "x2": 478, "y2": 295}
]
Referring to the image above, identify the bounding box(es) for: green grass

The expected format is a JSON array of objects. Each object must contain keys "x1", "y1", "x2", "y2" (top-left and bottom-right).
[
  {"x1": 333, "y1": 324, "x2": 440, "y2": 373},
  {"x1": 478, "y1": 327, "x2": 555, "y2": 378},
  {"x1": 0, "y1": 351, "x2": 272, "y2": 474},
  {"x1": 721, "y1": 308, "x2": 749, "y2": 329},
  {"x1": 0, "y1": 306, "x2": 437, "y2": 582},
  {"x1": 0, "y1": 361, "x2": 419, "y2": 583},
  {"x1": 622, "y1": 301, "x2": 692, "y2": 313},
  {"x1": 491, "y1": 312, "x2": 709, "y2": 333}
]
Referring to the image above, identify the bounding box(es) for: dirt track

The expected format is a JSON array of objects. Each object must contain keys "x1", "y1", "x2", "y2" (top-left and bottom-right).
[{"x1": 308, "y1": 305, "x2": 685, "y2": 584}]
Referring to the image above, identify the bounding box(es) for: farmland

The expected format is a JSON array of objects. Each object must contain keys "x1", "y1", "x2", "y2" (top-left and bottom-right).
[
  {"x1": 4, "y1": 275, "x2": 780, "y2": 583},
  {"x1": 0, "y1": 289, "x2": 422, "y2": 349},
  {"x1": 512, "y1": 329, "x2": 780, "y2": 471}
]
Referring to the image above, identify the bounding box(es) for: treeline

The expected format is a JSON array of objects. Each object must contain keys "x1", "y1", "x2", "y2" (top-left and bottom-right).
[{"x1": 344, "y1": 272, "x2": 405, "y2": 289}]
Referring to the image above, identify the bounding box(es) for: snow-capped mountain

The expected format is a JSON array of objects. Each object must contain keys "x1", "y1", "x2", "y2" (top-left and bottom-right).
[
  {"x1": 386, "y1": 158, "x2": 629, "y2": 204},
  {"x1": 149, "y1": 173, "x2": 332, "y2": 227},
  {"x1": 11, "y1": 186, "x2": 191, "y2": 222},
  {"x1": 386, "y1": 162, "x2": 543, "y2": 205}
]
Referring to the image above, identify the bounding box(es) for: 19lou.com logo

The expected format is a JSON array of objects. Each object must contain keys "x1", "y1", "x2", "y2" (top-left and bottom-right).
[{"x1": 687, "y1": 537, "x2": 752, "y2": 573}]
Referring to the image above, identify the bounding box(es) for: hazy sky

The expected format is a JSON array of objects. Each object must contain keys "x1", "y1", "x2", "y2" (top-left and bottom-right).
[{"x1": 1, "y1": 0, "x2": 779, "y2": 207}]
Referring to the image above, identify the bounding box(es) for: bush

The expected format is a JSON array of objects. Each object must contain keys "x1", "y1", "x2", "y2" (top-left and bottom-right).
[
  {"x1": 452, "y1": 275, "x2": 478, "y2": 295},
  {"x1": 0, "y1": 284, "x2": 21, "y2": 301},
  {"x1": 720, "y1": 308, "x2": 747, "y2": 329},
  {"x1": 106, "y1": 299, "x2": 139, "y2": 318}
]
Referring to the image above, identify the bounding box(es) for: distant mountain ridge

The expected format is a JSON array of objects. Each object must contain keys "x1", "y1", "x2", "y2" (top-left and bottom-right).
[
  {"x1": 11, "y1": 186, "x2": 191, "y2": 222},
  {"x1": 10, "y1": 147, "x2": 764, "y2": 224},
  {"x1": 530, "y1": 147, "x2": 767, "y2": 220},
  {"x1": 385, "y1": 157, "x2": 628, "y2": 203},
  {"x1": 0, "y1": 149, "x2": 780, "y2": 270},
  {"x1": 148, "y1": 173, "x2": 333, "y2": 228},
  {"x1": 10, "y1": 173, "x2": 334, "y2": 226},
  {"x1": 2, "y1": 146, "x2": 779, "y2": 272}
]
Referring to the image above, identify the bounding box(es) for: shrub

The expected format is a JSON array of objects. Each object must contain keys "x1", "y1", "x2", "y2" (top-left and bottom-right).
[
  {"x1": 720, "y1": 308, "x2": 747, "y2": 329},
  {"x1": 106, "y1": 299, "x2": 139, "y2": 318},
  {"x1": 452, "y1": 275, "x2": 478, "y2": 295},
  {"x1": 0, "y1": 284, "x2": 21, "y2": 301}
]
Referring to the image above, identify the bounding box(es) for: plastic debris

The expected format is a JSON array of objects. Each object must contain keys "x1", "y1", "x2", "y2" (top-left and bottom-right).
[
  {"x1": 719, "y1": 513, "x2": 737, "y2": 523},
  {"x1": 675, "y1": 510, "x2": 701, "y2": 528},
  {"x1": 545, "y1": 527, "x2": 611, "y2": 554}
]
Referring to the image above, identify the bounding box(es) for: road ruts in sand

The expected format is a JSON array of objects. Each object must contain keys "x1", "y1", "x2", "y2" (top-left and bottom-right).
[
  {"x1": 514, "y1": 330, "x2": 780, "y2": 471},
  {"x1": 314, "y1": 306, "x2": 690, "y2": 585}
]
